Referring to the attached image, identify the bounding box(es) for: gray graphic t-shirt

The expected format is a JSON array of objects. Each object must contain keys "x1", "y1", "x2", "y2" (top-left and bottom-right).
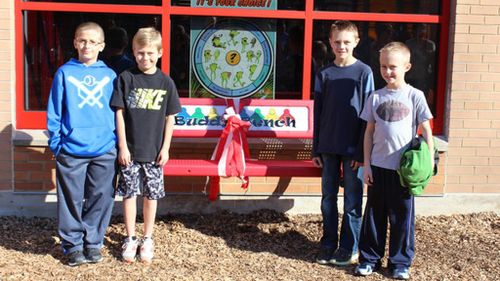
[{"x1": 360, "y1": 84, "x2": 433, "y2": 170}]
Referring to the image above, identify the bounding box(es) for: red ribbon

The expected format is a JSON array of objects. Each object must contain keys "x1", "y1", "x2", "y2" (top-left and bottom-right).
[{"x1": 208, "y1": 101, "x2": 251, "y2": 201}]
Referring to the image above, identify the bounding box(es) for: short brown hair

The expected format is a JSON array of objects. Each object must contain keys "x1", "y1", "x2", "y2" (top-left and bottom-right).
[
  {"x1": 132, "y1": 27, "x2": 162, "y2": 51},
  {"x1": 329, "y1": 20, "x2": 359, "y2": 39},
  {"x1": 379, "y1": 41, "x2": 411, "y2": 63},
  {"x1": 74, "y1": 22, "x2": 104, "y2": 42}
]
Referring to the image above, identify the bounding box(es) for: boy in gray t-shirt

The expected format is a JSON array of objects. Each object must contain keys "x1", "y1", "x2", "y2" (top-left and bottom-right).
[{"x1": 355, "y1": 42, "x2": 434, "y2": 280}]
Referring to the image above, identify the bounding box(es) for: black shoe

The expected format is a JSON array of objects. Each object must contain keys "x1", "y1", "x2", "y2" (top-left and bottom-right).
[
  {"x1": 330, "y1": 248, "x2": 359, "y2": 266},
  {"x1": 67, "y1": 250, "x2": 87, "y2": 267},
  {"x1": 316, "y1": 248, "x2": 335, "y2": 265},
  {"x1": 85, "y1": 248, "x2": 103, "y2": 263}
]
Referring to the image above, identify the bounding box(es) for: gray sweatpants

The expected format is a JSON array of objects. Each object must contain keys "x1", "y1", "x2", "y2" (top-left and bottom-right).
[{"x1": 56, "y1": 147, "x2": 117, "y2": 254}]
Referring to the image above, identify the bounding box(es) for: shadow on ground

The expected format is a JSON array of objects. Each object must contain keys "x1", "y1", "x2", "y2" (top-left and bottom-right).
[{"x1": 156, "y1": 209, "x2": 322, "y2": 263}]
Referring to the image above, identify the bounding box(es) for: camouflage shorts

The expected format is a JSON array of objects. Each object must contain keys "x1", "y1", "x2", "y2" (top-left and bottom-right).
[{"x1": 116, "y1": 161, "x2": 165, "y2": 200}]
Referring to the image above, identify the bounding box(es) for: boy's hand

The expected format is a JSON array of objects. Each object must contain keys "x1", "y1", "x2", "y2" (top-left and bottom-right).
[
  {"x1": 156, "y1": 149, "x2": 170, "y2": 166},
  {"x1": 312, "y1": 156, "x2": 323, "y2": 168},
  {"x1": 363, "y1": 165, "x2": 373, "y2": 186},
  {"x1": 118, "y1": 148, "x2": 131, "y2": 166},
  {"x1": 351, "y1": 160, "x2": 362, "y2": 170}
]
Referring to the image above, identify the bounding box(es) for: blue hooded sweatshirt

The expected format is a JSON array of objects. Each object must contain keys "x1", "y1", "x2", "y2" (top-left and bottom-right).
[{"x1": 47, "y1": 58, "x2": 117, "y2": 157}]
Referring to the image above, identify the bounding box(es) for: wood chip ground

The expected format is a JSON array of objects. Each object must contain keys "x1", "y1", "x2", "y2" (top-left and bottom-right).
[{"x1": 0, "y1": 211, "x2": 498, "y2": 280}]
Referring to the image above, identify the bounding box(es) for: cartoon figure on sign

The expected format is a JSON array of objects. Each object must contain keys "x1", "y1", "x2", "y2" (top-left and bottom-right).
[
  {"x1": 212, "y1": 34, "x2": 226, "y2": 49},
  {"x1": 233, "y1": 71, "x2": 245, "y2": 87},
  {"x1": 177, "y1": 107, "x2": 191, "y2": 120},
  {"x1": 246, "y1": 50, "x2": 255, "y2": 62},
  {"x1": 214, "y1": 49, "x2": 221, "y2": 61},
  {"x1": 265, "y1": 108, "x2": 278, "y2": 121},
  {"x1": 229, "y1": 30, "x2": 240, "y2": 46},
  {"x1": 203, "y1": 50, "x2": 212, "y2": 63},
  {"x1": 250, "y1": 108, "x2": 264, "y2": 123},
  {"x1": 241, "y1": 37, "x2": 249, "y2": 52},
  {"x1": 191, "y1": 107, "x2": 205, "y2": 121},
  {"x1": 250, "y1": 37, "x2": 257, "y2": 48},
  {"x1": 239, "y1": 108, "x2": 250, "y2": 120},
  {"x1": 220, "y1": 71, "x2": 231, "y2": 88},
  {"x1": 248, "y1": 64, "x2": 258, "y2": 80},
  {"x1": 207, "y1": 63, "x2": 221, "y2": 80},
  {"x1": 208, "y1": 107, "x2": 219, "y2": 120},
  {"x1": 279, "y1": 108, "x2": 295, "y2": 121},
  {"x1": 255, "y1": 50, "x2": 262, "y2": 64}
]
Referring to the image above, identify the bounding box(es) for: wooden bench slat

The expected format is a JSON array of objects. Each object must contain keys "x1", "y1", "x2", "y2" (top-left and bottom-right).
[{"x1": 164, "y1": 159, "x2": 321, "y2": 177}]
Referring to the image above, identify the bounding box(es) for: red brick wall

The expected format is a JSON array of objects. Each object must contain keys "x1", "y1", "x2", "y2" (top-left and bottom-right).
[
  {"x1": 14, "y1": 147, "x2": 55, "y2": 191},
  {"x1": 447, "y1": 0, "x2": 500, "y2": 193},
  {"x1": 14, "y1": 139, "x2": 446, "y2": 196}
]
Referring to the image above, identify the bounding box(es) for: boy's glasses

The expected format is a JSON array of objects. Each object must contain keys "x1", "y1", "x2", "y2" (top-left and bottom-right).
[{"x1": 75, "y1": 39, "x2": 102, "y2": 47}]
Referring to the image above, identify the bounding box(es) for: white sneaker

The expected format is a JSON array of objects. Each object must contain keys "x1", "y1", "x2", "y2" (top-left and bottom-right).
[
  {"x1": 121, "y1": 237, "x2": 139, "y2": 263},
  {"x1": 139, "y1": 237, "x2": 154, "y2": 263}
]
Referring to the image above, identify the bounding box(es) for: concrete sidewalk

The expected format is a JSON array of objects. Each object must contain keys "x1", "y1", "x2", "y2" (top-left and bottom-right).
[{"x1": 1, "y1": 191, "x2": 499, "y2": 217}]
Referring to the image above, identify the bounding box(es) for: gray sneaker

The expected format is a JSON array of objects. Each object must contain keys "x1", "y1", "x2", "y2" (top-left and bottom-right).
[
  {"x1": 391, "y1": 267, "x2": 410, "y2": 280},
  {"x1": 85, "y1": 248, "x2": 103, "y2": 263},
  {"x1": 67, "y1": 250, "x2": 87, "y2": 267},
  {"x1": 354, "y1": 262, "x2": 381, "y2": 276},
  {"x1": 330, "y1": 248, "x2": 359, "y2": 266}
]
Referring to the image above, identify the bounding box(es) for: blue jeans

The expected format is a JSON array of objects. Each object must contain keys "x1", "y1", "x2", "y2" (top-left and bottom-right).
[{"x1": 320, "y1": 153, "x2": 363, "y2": 254}]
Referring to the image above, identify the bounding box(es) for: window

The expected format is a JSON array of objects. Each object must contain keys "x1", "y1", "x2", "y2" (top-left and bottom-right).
[
  {"x1": 312, "y1": 20, "x2": 440, "y2": 115},
  {"x1": 314, "y1": 0, "x2": 440, "y2": 14},
  {"x1": 15, "y1": 0, "x2": 449, "y2": 133},
  {"x1": 23, "y1": 11, "x2": 160, "y2": 111}
]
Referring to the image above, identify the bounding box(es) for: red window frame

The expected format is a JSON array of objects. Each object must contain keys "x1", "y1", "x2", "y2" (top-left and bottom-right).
[{"x1": 15, "y1": 0, "x2": 450, "y2": 134}]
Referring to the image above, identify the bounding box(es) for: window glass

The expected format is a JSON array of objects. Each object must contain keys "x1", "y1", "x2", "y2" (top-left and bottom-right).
[
  {"x1": 170, "y1": 16, "x2": 304, "y2": 99},
  {"x1": 314, "y1": 0, "x2": 440, "y2": 14},
  {"x1": 312, "y1": 20, "x2": 440, "y2": 114},
  {"x1": 171, "y1": 0, "x2": 305, "y2": 10},
  {"x1": 24, "y1": 11, "x2": 160, "y2": 110},
  {"x1": 26, "y1": 0, "x2": 161, "y2": 5}
]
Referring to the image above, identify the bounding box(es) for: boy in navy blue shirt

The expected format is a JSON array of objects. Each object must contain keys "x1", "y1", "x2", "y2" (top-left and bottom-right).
[
  {"x1": 47, "y1": 22, "x2": 117, "y2": 266},
  {"x1": 313, "y1": 20, "x2": 374, "y2": 266}
]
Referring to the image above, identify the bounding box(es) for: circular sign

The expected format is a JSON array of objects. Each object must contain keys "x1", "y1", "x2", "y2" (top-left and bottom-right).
[{"x1": 192, "y1": 19, "x2": 274, "y2": 99}]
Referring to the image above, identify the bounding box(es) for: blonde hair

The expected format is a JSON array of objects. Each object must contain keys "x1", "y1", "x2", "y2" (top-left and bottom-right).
[
  {"x1": 133, "y1": 27, "x2": 162, "y2": 50},
  {"x1": 74, "y1": 22, "x2": 104, "y2": 41},
  {"x1": 379, "y1": 41, "x2": 411, "y2": 63},
  {"x1": 329, "y1": 20, "x2": 359, "y2": 39}
]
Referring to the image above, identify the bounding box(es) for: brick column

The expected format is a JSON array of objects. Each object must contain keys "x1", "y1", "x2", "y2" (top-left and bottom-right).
[
  {"x1": 448, "y1": 0, "x2": 500, "y2": 192},
  {"x1": 0, "y1": 1, "x2": 13, "y2": 191}
]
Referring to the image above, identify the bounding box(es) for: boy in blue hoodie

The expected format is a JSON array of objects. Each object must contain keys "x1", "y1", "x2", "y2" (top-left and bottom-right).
[{"x1": 47, "y1": 22, "x2": 117, "y2": 266}]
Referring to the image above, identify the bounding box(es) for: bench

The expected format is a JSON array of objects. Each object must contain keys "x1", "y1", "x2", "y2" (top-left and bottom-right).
[{"x1": 163, "y1": 98, "x2": 321, "y2": 182}]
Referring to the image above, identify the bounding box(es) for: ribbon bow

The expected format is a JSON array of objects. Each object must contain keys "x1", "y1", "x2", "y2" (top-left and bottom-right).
[{"x1": 208, "y1": 101, "x2": 251, "y2": 201}]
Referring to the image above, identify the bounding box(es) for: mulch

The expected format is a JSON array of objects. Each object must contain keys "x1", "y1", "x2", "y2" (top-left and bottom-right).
[{"x1": 0, "y1": 210, "x2": 498, "y2": 280}]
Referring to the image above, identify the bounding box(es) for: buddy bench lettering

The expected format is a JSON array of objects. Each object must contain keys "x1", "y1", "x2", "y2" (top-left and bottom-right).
[{"x1": 163, "y1": 98, "x2": 321, "y2": 200}]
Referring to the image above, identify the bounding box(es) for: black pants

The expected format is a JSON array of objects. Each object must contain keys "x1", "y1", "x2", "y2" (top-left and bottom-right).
[{"x1": 358, "y1": 165, "x2": 415, "y2": 270}]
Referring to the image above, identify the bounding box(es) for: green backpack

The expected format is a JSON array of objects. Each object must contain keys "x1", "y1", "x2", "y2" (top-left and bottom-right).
[{"x1": 397, "y1": 137, "x2": 438, "y2": 196}]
